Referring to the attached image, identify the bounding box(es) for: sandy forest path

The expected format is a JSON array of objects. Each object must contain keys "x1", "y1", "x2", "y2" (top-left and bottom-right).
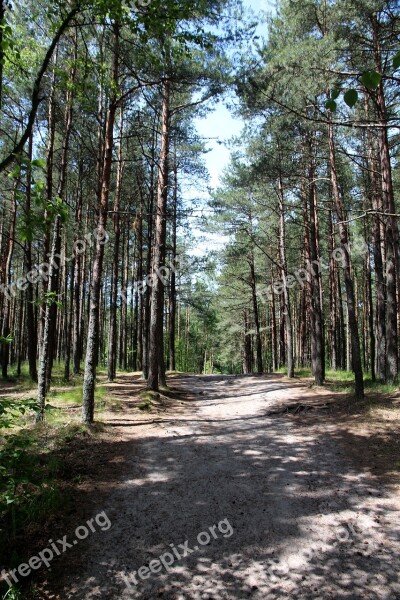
[{"x1": 42, "y1": 374, "x2": 400, "y2": 599}]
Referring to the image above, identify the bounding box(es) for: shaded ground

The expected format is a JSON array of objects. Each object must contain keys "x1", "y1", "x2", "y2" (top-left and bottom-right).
[{"x1": 17, "y1": 374, "x2": 400, "y2": 598}]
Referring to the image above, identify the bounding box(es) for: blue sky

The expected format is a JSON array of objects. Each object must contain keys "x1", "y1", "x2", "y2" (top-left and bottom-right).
[
  {"x1": 186, "y1": 0, "x2": 274, "y2": 255},
  {"x1": 193, "y1": 0, "x2": 274, "y2": 188}
]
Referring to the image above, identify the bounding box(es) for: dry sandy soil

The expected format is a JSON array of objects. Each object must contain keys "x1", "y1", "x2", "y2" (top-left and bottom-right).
[{"x1": 30, "y1": 374, "x2": 400, "y2": 599}]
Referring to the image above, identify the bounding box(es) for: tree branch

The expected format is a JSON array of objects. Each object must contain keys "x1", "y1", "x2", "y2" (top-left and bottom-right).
[{"x1": 0, "y1": 5, "x2": 80, "y2": 174}]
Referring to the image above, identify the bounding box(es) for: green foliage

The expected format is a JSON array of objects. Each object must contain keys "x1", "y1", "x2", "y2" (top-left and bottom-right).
[
  {"x1": 360, "y1": 70, "x2": 381, "y2": 90},
  {"x1": 1, "y1": 586, "x2": 24, "y2": 600},
  {"x1": 0, "y1": 427, "x2": 61, "y2": 553},
  {"x1": 46, "y1": 385, "x2": 108, "y2": 416},
  {"x1": 0, "y1": 390, "x2": 79, "y2": 569},
  {"x1": 36, "y1": 291, "x2": 63, "y2": 310},
  {"x1": 138, "y1": 396, "x2": 153, "y2": 411},
  {"x1": 344, "y1": 88, "x2": 358, "y2": 108},
  {"x1": 0, "y1": 390, "x2": 96, "y2": 573},
  {"x1": 0, "y1": 17, "x2": 21, "y2": 64},
  {"x1": 0, "y1": 397, "x2": 37, "y2": 430},
  {"x1": 8, "y1": 157, "x2": 69, "y2": 244},
  {"x1": 325, "y1": 98, "x2": 337, "y2": 112}
]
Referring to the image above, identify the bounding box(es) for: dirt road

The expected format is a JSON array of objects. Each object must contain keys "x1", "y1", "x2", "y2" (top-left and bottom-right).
[{"x1": 43, "y1": 374, "x2": 400, "y2": 599}]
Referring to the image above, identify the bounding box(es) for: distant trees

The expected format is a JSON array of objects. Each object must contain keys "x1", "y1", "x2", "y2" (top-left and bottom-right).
[
  {"x1": 212, "y1": 0, "x2": 399, "y2": 396},
  {"x1": 0, "y1": 0, "x2": 398, "y2": 420},
  {"x1": 0, "y1": 0, "x2": 232, "y2": 422}
]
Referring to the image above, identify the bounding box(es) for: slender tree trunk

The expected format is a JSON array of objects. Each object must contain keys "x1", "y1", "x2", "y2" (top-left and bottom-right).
[
  {"x1": 328, "y1": 119, "x2": 364, "y2": 399},
  {"x1": 46, "y1": 39, "x2": 77, "y2": 389},
  {"x1": 1, "y1": 176, "x2": 17, "y2": 378},
  {"x1": 249, "y1": 254, "x2": 263, "y2": 373},
  {"x1": 82, "y1": 24, "x2": 119, "y2": 423},
  {"x1": 148, "y1": 78, "x2": 170, "y2": 391},
  {"x1": 278, "y1": 170, "x2": 294, "y2": 378},
  {"x1": 136, "y1": 207, "x2": 144, "y2": 370},
  {"x1": 270, "y1": 270, "x2": 277, "y2": 371},
  {"x1": 37, "y1": 216, "x2": 61, "y2": 420},
  {"x1": 365, "y1": 116, "x2": 386, "y2": 381},
  {"x1": 40, "y1": 53, "x2": 57, "y2": 352},
  {"x1": 298, "y1": 284, "x2": 307, "y2": 368},
  {"x1": 72, "y1": 161, "x2": 84, "y2": 375},
  {"x1": 168, "y1": 154, "x2": 178, "y2": 372},
  {"x1": 0, "y1": 0, "x2": 6, "y2": 110},
  {"x1": 307, "y1": 138, "x2": 324, "y2": 384},
  {"x1": 120, "y1": 226, "x2": 129, "y2": 371},
  {"x1": 17, "y1": 295, "x2": 24, "y2": 376},
  {"x1": 64, "y1": 240, "x2": 75, "y2": 381},
  {"x1": 372, "y1": 16, "x2": 399, "y2": 383},
  {"x1": 24, "y1": 135, "x2": 38, "y2": 381},
  {"x1": 107, "y1": 107, "x2": 124, "y2": 381},
  {"x1": 366, "y1": 234, "x2": 375, "y2": 381},
  {"x1": 142, "y1": 118, "x2": 157, "y2": 380},
  {"x1": 336, "y1": 261, "x2": 346, "y2": 371},
  {"x1": 328, "y1": 206, "x2": 338, "y2": 371},
  {"x1": 279, "y1": 295, "x2": 285, "y2": 368},
  {"x1": 243, "y1": 310, "x2": 252, "y2": 374}
]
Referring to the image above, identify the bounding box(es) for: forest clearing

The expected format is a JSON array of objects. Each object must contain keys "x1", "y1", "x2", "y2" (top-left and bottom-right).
[{"x1": 0, "y1": 0, "x2": 400, "y2": 597}]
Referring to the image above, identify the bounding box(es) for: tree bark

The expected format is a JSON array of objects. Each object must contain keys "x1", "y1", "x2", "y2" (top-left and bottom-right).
[
  {"x1": 136, "y1": 206, "x2": 144, "y2": 371},
  {"x1": 82, "y1": 24, "x2": 119, "y2": 423},
  {"x1": 306, "y1": 137, "x2": 325, "y2": 384},
  {"x1": 328, "y1": 119, "x2": 364, "y2": 399},
  {"x1": 249, "y1": 253, "x2": 263, "y2": 373},
  {"x1": 148, "y1": 77, "x2": 170, "y2": 391},
  {"x1": 278, "y1": 170, "x2": 294, "y2": 378},
  {"x1": 46, "y1": 54, "x2": 76, "y2": 388},
  {"x1": 25, "y1": 135, "x2": 38, "y2": 381},
  {"x1": 365, "y1": 115, "x2": 386, "y2": 381},
  {"x1": 372, "y1": 14, "x2": 399, "y2": 383},
  {"x1": 1, "y1": 174, "x2": 17, "y2": 378},
  {"x1": 72, "y1": 160, "x2": 84, "y2": 376},
  {"x1": 0, "y1": 6, "x2": 80, "y2": 174},
  {"x1": 168, "y1": 153, "x2": 178, "y2": 372},
  {"x1": 107, "y1": 107, "x2": 124, "y2": 381}
]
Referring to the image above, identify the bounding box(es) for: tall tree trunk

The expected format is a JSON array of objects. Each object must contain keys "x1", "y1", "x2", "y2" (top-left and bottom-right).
[
  {"x1": 366, "y1": 232, "x2": 375, "y2": 382},
  {"x1": 82, "y1": 24, "x2": 119, "y2": 423},
  {"x1": 25, "y1": 134, "x2": 38, "y2": 381},
  {"x1": 1, "y1": 176, "x2": 17, "y2": 378},
  {"x1": 16, "y1": 294, "x2": 24, "y2": 376},
  {"x1": 46, "y1": 37, "x2": 77, "y2": 389},
  {"x1": 72, "y1": 160, "x2": 84, "y2": 375},
  {"x1": 107, "y1": 107, "x2": 124, "y2": 381},
  {"x1": 136, "y1": 206, "x2": 144, "y2": 370},
  {"x1": 0, "y1": 0, "x2": 6, "y2": 110},
  {"x1": 278, "y1": 170, "x2": 294, "y2": 378},
  {"x1": 249, "y1": 253, "x2": 263, "y2": 374},
  {"x1": 328, "y1": 206, "x2": 338, "y2": 371},
  {"x1": 142, "y1": 117, "x2": 157, "y2": 380},
  {"x1": 40, "y1": 52, "x2": 57, "y2": 351},
  {"x1": 298, "y1": 283, "x2": 307, "y2": 368},
  {"x1": 243, "y1": 310, "x2": 252, "y2": 374},
  {"x1": 37, "y1": 216, "x2": 61, "y2": 420},
  {"x1": 328, "y1": 119, "x2": 364, "y2": 399},
  {"x1": 168, "y1": 154, "x2": 178, "y2": 372},
  {"x1": 372, "y1": 15, "x2": 399, "y2": 383},
  {"x1": 120, "y1": 225, "x2": 129, "y2": 371},
  {"x1": 148, "y1": 78, "x2": 170, "y2": 391},
  {"x1": 365, "y1": 114, "x2": 386, "y2": 381},
  {"x1": 336, "y1": 263, "x2": 346, "y2": 371},
  {"x1": 307, "y1": 137, "x2": 325, "y2": 384},
  {"x1": 270, "y1": 270, "x2": 277, "y2": 372}
]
